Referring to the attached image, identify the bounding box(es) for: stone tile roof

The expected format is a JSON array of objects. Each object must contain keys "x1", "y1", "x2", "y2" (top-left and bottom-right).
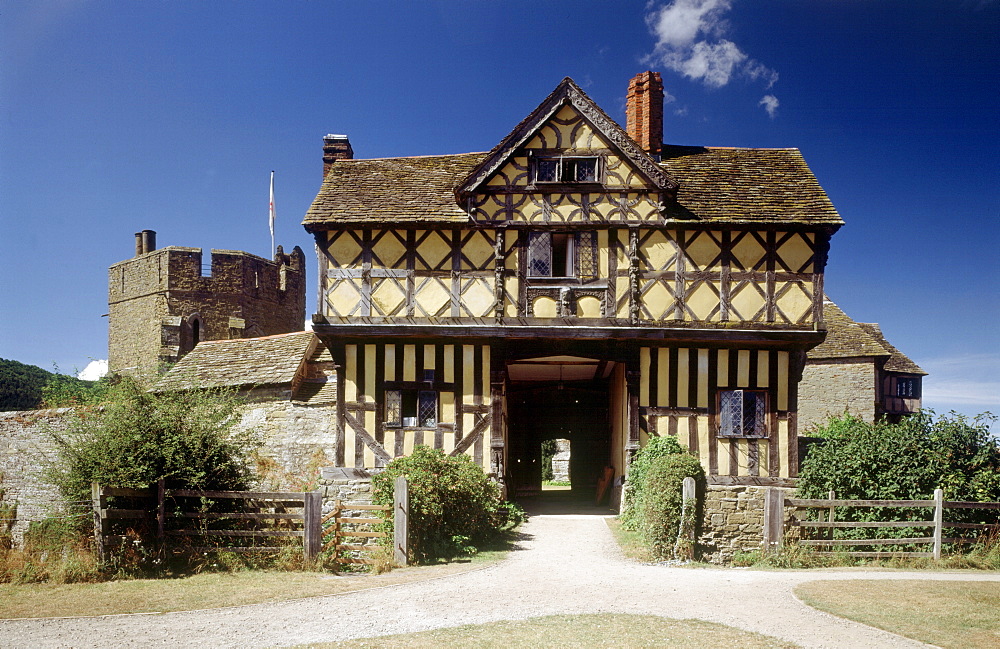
[
  {"x1": 155, "y1": 331, "x2": 316, "y2": 391},
  {"x1": 809, "y1": 298, "x2": 926, "y2": 375},
  {"x1": 303, "y1": 144, "x2": 842, "y2": 228},
  {"x1": 303, "y1": 153, "x2": 484, "y2": 227},
  {"x1": 858, "y1": 323, "x2": 927, "y2": 375},
  {"x1": 660, "y1": 145, "x2": 842, "y2": 225}
]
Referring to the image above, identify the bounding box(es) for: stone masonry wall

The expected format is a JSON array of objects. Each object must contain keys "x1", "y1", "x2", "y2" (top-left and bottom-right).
[
  {"x1": 798, "y1": 359, "x2": 876, "y2": 433},
  {"x1": 699, "y1": 485, "x2": 795, "y2": 564},
  {"x1": 0, "y1": 401, "x2": 338, "y2": 546},
  {"x1": 0, "y1": 410, "x2": 72, "y2": 544}
]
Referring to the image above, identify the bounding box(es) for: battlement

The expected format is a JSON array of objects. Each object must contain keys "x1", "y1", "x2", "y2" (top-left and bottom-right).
[
  {"x1": 109, "y1": 245, "x2": 305, "y2": 305},
  {"x1": 108, "y1": 231, "x2": 306, "y2": 374}
]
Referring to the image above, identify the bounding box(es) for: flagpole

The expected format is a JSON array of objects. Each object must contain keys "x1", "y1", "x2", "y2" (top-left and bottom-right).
[{"x1": 269, "y1": 170, "x2": 275, "y2": 257}]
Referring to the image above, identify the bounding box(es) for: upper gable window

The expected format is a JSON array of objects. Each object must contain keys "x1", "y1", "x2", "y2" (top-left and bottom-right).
[{"x1": 534, "y1": 156, "x2": 599, "y2": 184}]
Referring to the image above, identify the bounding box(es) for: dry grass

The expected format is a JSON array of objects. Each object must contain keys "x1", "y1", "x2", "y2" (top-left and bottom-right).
[
  {"x1": 795, "y1": 579, "x2": 1000, "y2": 649},
  {"x1": 605, "y1": 517, "x2": 655, "y2": 563},
  {"x1": 0, "y1": 551, "x2": 506, "y2": 619},
  {"x1": 303, "y1": 613, "x2": 798, "y2": 648}
]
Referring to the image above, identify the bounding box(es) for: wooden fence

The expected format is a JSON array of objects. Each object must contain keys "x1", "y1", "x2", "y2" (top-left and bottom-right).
[
  {"x1": 92, "y1": 477, "x2": 409, "y2": 566},
  {"x1": 763, "y1": 488, "x2": 1000, "y2": 559}
]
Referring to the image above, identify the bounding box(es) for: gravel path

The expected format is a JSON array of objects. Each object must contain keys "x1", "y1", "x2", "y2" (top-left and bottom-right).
[{"x1": 4, "y1": 507, "x2": 999, "y2": 648}]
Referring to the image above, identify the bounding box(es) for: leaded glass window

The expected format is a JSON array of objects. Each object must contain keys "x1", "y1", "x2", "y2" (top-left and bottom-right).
[
  {"x1": 418, "y1": 390, "x2": 437, "y2": 427},
  {"x1": 576, "y1": 231, "x2": 597, "y2": 279},
  {"x1": 385, "y1": 390, "x2": 402, "y2": 427},
  {"x1": 527, "y1": 232, "x2": 552, "y2": 277},
  {"x1": 533, "y1": 156, "x2": 600, "y2": 183},
  {"x1": 718, "y1": 389, "x2": 767, "y2": 437},
  {"x1": 385, "y1": 388, "x2": 438, "y2": 428}
]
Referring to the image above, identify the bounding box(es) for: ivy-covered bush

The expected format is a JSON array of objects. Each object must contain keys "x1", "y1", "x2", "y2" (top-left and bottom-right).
[
  {"x1": 638, "y1": 453, "x2": 705, "y2": 560},
  {"x1": 620, "y1": 435, "x2": 685, "y2": 530},
  {"x1": 371, "y1": 445, "x2": 522, "y2": 563},
  {"x1": 799, "y1": 411, "x2": 1000, "y2": 539}
]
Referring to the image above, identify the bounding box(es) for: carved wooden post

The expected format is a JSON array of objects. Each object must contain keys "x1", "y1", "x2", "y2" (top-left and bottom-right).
[
  {"x1": 303, "y1": 490, "x2": 322, "y2": 563},
  {"x1": 763, "y1": 487, "x2": 784, "y2": 554},
  {"x1": 493, "y1": 226, "x2": 505, "y2": 324},
  {"x1": 625, "y1": 367, "x2": 641, "y2": 470},
  {"x1": 628, "y1": 228, "x2": 640, "y2": 325},
  {"x1": 932, "y1": 488, "x2": 943, "y2": 560},
  {"x1": 490, "y1": 369, "x2": 507, "y2": 497},
  {"x1": 394, "y1": 476, "x2": 408, "y2": 567}
]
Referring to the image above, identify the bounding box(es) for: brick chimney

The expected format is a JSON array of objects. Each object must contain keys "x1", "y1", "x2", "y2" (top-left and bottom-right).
[
  {"x1": 322, "y1": 134, "x2": 354, "y2": 179},
  {"x1": 625, "y1": 71, "x2": 664, "y2": 158}
]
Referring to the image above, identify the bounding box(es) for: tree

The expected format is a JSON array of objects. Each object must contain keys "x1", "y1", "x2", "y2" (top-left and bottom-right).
[{"x1": 620, "y1": 435, "x2": 686, "y2": 530}]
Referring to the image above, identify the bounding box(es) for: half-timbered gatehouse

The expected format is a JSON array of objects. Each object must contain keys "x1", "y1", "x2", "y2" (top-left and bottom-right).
[{"x1": 303, "y1": 72, "x2": 844, "y2": 498}]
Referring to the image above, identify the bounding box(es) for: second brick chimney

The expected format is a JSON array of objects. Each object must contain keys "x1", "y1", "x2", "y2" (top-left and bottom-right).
[
  {"x1": 322, "y1": 134, "x2": 354, "y2": 179},
  {"x1": 625, "y1": 71, "x2": 664, "y2": 158}
]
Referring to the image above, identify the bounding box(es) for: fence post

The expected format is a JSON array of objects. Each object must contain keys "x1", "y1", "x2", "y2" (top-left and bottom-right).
[
  {"x1": 91, "y1": 482, "x2": 105, "y2": 563},
  {"x1": 933, "y1": 488, "x2": 943, "y2": 560},
  {"x1": 157, "y1": 479, "x2": 166, "y2": 544},
  {"x1": 763, "y1": 487, "x2": 784, "y2": 554},
  {"x1": 674, "y1": 476, "x2": 697, "y2": 560},
  {"x1": 394, "y1": 476, "x2": 408, "y2": 567},
  {"x1": 303, "y1": 490, "x2": 323, "y2": 563}
]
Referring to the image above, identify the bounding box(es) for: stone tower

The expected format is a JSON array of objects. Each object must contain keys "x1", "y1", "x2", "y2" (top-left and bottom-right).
[{"x1": 108, "y1": 230, "x2": 306, "y2": 374}]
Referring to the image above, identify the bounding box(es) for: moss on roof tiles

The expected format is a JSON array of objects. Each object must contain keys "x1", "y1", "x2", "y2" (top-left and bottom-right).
[
  {"x1": 809, "y1": 299, "x2": 890, "y2": 360},
  {"x1": 809, "y1": 299, "x2": 925, "y2": 375},
  {"x1": 857, "y1": 322, "x2": 927, "y2": 375},
  {"x1": 660, "y1": 146, "x2": 842, "y2": 225},
  {"x1": 303, "y1": 144, "x2": 842, "y2": 228},
  {"x1": 303, "y1": 153, "x2": 485, "y2": 227},
  {"x1": 155, "y1": 331, "x2": 316, "y2": 391}
]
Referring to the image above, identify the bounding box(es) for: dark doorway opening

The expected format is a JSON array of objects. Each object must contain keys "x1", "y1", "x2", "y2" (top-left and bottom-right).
[{"x1": 506, "y1": 380, "x2": 610, "y2": 505}]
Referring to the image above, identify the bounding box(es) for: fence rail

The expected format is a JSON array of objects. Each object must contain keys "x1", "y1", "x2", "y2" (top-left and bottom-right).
[
  {"x1": 92, "y1": 476, "x2": 409, "y2": 568},
  {"x1": 91, "y1": 481, "x2": 322, "y2": 562},
  {"x1": 763, "y1": 488, "x2": 1000, "y2": 559}
]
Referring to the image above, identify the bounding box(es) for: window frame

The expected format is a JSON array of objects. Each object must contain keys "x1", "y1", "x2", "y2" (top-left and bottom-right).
[
  {"x1": 384, "y1": 387, "x2": 439, "y2": 429},
  {"x1": 531, "y1": 155, "x2": 602, "y2": 185},
  {"x1": 526, "y1": 230, "x2": 598, "y2": 280},
  {"x1": 716, "y1": 389, "x2": 769, "y2": 439},
  {"x1": 895, "y1": 377, "x2": 920, "y2": 399}
]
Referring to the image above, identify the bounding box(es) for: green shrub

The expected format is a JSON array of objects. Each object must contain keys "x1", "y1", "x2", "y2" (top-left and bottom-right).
[
  {"x1": 637, "y1": 453, "x2": 705, "y2": 560},
  {"x1": 798, "y1": 411, "x2": 1000, "y2": 543},
  {"x1": 371, "y1": 445, "x2": 522, "y2": 563},
  {"x1": 620, "y1": 435, "x2": 685, "y2": 530},
  {"x1": 46, "y1": 374, "x2": 260, "y2": 503}
]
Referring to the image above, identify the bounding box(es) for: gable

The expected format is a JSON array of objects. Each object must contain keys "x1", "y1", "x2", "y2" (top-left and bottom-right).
[
  {"x1": 482, "y1": 104, "x2": 655, "y2": 192},
  {"x1": 457, "y1": 77, "x2": 677, "y2": 200}
]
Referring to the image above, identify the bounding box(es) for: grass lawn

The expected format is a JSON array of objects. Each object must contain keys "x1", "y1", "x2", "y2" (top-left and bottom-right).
[
  {"x1": 795, "y1": 579, "x2": 1000, "y2": 649},
  {"x1": 0, "y1": 549, "x2": 506, "y2": 619},
  {"x1": 300, "y1": 613, "x2": 798, "y2": 648}
]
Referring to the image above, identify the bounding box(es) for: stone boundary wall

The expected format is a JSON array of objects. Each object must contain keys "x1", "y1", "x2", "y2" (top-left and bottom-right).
[
  {"x1": 0, "y1": 409, "x2": 71, "y2": 544},
  {"x1": 699, "y1": 484, "x2": 796, "y2": 564},
  {"x1": 0, "y1": 402, "x2": 340, "y2": 546}
]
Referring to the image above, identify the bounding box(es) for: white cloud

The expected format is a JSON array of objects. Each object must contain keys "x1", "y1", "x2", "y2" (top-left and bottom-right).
[
  {"x1": 759, "y1": 94, "x2": 779, "y2": 118},
  {"x1": 77, "y1": 359, "x2": 108, "y2": 381},
  {"x1": 918, "y1": 353, "x2": 1000, "y2": 410},
  {"x1": 644, "y1": 0, "x2": 779, "y2": 100}
]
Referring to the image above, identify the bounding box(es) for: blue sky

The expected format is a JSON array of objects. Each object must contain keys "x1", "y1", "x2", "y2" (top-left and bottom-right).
[{"x1": 1, "y1": 1, "x2": 997, "y2": 423}]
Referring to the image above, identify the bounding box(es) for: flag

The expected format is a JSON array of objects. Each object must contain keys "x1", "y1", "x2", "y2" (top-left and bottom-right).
[{"x1": 269, "y1": 171, "x2": 276, "y2": 255}]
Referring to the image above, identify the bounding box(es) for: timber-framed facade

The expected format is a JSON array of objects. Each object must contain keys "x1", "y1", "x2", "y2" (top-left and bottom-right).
[{"x1": 303, "y1": 73, "x2": 843, "y2": 496}]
